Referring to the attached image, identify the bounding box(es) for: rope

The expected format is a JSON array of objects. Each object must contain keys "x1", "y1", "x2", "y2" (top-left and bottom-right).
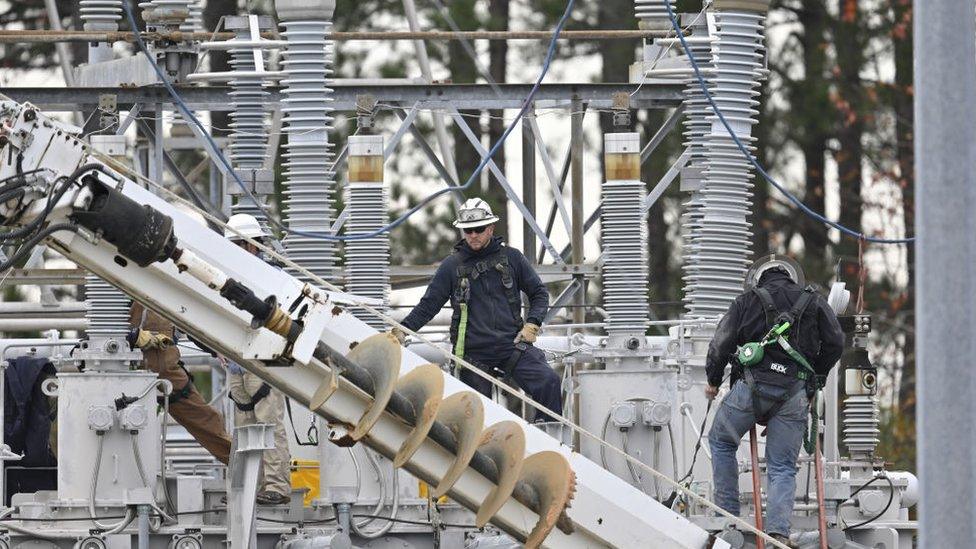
[{"x1": 856, "y1": 236, "x2": 867, "y2": 314}]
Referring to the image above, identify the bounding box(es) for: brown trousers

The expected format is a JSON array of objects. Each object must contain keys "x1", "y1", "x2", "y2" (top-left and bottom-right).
[{"x1": 130, "y1": 303, "x2": 232, "y2": 465}]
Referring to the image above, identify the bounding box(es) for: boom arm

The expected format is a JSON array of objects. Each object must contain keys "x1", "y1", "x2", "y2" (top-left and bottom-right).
[{"x1": 0, "y1": 98, "x2": 726, "y2": 549}]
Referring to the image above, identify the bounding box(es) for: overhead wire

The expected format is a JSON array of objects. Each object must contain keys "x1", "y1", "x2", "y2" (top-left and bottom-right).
[
  {"x1": 121, "y1": 0, "x2": 576, "y2": 242},
  {"x1": 662, "y1": 0, "x2": 913, "y2": 245}
]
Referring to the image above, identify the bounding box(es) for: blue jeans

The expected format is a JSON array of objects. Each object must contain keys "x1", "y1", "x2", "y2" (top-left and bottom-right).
[{"x1": 708, "y1": 380, "x2": 808, "y2": 536}]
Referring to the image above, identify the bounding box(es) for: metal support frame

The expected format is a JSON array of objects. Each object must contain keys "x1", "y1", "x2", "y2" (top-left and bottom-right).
[
  {"x1": 570, "y1": 96, "x2": 585, "y2": 324},
  {"x1": 5, "y1": 83, "x2": 683, "y2": 112},
  {"x1": 228, "y1": 424, "x2": 274, "y2": 548},
  {"x1": 523, "y1": 106, "x2": 537, "y2": 261},
  {"x1": 447, "y1": 107, "x2": 564, "y2": 263},
  {"x1": 527, "y1": 115, "x2": 573, "y2": 238},
  {"x1": 640, "y1": 106, "x2": 684, "y2": 164},
  {"x1": 393, "y1": 106, "x2": 464, "y2": 207}
]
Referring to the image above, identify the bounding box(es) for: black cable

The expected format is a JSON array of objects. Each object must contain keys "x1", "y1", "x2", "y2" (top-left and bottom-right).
[
  {"x1": 0, "y1": 223, "x2": 79, "y2": 271},
  {"x1": 848, "y1": 475, "x2": 884, "y2": 499},
  {"x1": 677, "y1": 398, "x2": 713, "y2": 486},
  {"x1": 0, "y1": 163, "x2": 94, "y2": 242},
  {"x1": 0, "y1": 168, "x2": 47, "y2": 190},
  {"x1": 354, "y1": 514, "x2": 472, "y2": 529},
  {"x1": 843, "y1": 474, "x2": 895, "y2": 531}
]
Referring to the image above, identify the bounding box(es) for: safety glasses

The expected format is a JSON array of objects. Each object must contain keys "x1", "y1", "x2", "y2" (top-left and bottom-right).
[
  {"x1": 463, "y1": 225, "x2": 488, "y2": 235},
  {"x1": 458, "y1": 208, "x2": 489, "y2": 222}
]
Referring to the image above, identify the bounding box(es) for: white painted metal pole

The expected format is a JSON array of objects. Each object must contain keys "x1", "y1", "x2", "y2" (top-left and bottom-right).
[{"x1": 914, "y1": 0, "x2": 976, "y2": 546}]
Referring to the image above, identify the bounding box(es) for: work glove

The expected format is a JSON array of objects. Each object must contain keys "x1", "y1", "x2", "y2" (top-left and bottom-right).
[
  {"x1": 127, "y1": 329, "x2": 173, "y2": 351},
  {"x1": 390, "y1": 326, "x2": 407, "y2": 345},
  {"x1": 514, "y1": 323, "x2": 540, "y2": 344}
]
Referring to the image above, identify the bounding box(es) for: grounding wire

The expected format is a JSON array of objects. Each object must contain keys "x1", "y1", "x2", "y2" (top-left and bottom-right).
[
  {"x1": 121, "y1": 0, "x2": 576, "y2": 242},
  {"x1": 662, "y1": 0, "x2": 913, "y2": 245}
]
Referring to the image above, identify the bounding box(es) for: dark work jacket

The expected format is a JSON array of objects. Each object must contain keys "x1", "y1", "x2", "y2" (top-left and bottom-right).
[
  {"x1": 401, "y1": 237, "x2": 549, "y2": 362},
  {"x1": 705, "y1": 270, "x2": 845, "y2": 388},
  {"x1": 4, "y1": 356, "x2": 56, "y2": 467}
]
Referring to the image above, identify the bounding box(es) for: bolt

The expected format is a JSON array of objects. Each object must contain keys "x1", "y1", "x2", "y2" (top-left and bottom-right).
[{"x1": 23, "y1": 109, "x2": 36, "y2": 122}]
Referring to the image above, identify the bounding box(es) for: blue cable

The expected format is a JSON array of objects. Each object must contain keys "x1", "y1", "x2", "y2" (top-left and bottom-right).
[
  {"x1": 123, "y1": 0, "x2": 575, "y2": 241},
  {"x1": 662, "y1": 1, "x2": 913, "y2": 245}
]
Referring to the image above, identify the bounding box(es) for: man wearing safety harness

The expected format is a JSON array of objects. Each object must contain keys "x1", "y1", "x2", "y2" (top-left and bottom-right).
[
  {"x1": 223, "y1": 213, "x2": 293, "y2": 505},
  {"x1": 705, "y1": 255, "x2": 844, "y2": 545},
  {"x1": 394, "y1": 198, "x2": 562, "y2": 422}
]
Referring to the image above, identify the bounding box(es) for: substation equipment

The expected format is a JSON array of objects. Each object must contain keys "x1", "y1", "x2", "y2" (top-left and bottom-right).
[{"x1": 0, "y1": 0, "x2": 917, "y2": 547}]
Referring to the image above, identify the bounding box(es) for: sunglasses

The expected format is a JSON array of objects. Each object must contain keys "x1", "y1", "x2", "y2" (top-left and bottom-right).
[{"x1": 463, "y1": 225, "x2": 488, "y2": 235}]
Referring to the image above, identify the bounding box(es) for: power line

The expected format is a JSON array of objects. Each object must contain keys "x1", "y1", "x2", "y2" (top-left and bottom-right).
[
  {"x1": 663, "y1": 1, "x2": 914, "y2": 245},
  {"x1": 122, "y1": 0, "x2": 577, "y2": 242}
]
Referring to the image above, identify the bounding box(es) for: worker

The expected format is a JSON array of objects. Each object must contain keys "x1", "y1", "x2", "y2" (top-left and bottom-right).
[
  {"x1": 704, "y1": 256, "x2": 844, "y2": 544},
  {"x1": 223, "y1": 213, "x2": 292, "y2": 505},
  {"x1": 392, "y1": 198, "x2": 562, "y2": 422},
  {"x1": 128, "y1": 303, "x2": 232, "y2": 465}
]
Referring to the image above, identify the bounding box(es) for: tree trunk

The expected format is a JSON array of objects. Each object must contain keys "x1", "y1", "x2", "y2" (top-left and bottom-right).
[
  {"x1": 447, "y1": 1, "x2": 486, "y2": 232},
  {"x1": 794, "y1": 0, "x2": 831, "y2": 279},
  {"x1": 203, "y1": 0, "x2": 235, "y2": 138},
  {"x1": 485, "y1": 0, "x2": 510, "y2": 242},
  {"x1": 891, "y1": 0, "x2": 915, "y2": 470},
  {"x1": 833, "y1": 0, "x2": 866, "y2": 260}
]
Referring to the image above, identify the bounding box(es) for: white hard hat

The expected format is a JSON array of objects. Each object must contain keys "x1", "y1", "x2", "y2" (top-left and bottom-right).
[
  {"x1": 224, "y1": 213, "x2": 268, "y2": 241},
  {"x1": 744, "y1": 254, "x2": 805, "y2": 290},
  {"x1": 453, "y1": 198, "x2": 500, "y2": 229}
]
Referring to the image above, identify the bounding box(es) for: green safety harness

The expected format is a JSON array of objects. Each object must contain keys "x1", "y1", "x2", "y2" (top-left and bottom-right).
[
  {"x1": 451, "y1": 250, "x2": 526, "y2": 380},
  {"x1": 735, "y1": 286, "x2": 822, "y2": 454}
]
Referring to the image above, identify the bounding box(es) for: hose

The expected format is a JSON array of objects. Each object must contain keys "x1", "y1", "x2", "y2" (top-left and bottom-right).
[
  {"x1": 0, "y1": 161, "x2": 98, "y2": 241},
  {"x1": 666, "y1": 423, "x2": 680, "y2": 486},
  {"x1": 600, "y1": 412, "x2": 612, "y2": 468},
  {"x1": 351, "y1": 448, "x2": 386, "y2": 528},
  {"x1": 89, "y1": 434, "x2": 133, "y2": 531},
  {"x1": 620, "y1": 431, "x2": 649, "y2": 495},
  {"x1": 0, "y1": 223, "x2": 79, "y2": 271},
  {"x1": 346, "y1": 447, "x2": 400, "y2": 538},
  {"x1": 155, "y1": 380, "x2": 175, "y2": 518},
  {"x1": 353, "y1": 464, "x2": 400, "y2": 539},
  {"x1": 651, "y1": 429, "x2": 663, "y2": 499}
]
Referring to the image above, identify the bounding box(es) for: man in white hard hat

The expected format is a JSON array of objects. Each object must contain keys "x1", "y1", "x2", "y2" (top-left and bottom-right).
[
  {"x1": 705, "y1": 255, "x2": 844, "y2": 543},
  {"x1": 223, "y1": 213, "x2": 293, "y2": 505},
  {"x1": 393, "y1": 198, "x2": 562, "y2": 421}
]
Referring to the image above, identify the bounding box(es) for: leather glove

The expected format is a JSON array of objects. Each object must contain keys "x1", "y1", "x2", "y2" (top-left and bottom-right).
[
  {"x1": 514, "y1": 323, "x2": 540, "y2": 344},
  {"x1": 130, "y1": 329, "x2": 173, "y2": 350},
  {"x1": 390, "y1": 327, "x2": 407, "y2": 345}
]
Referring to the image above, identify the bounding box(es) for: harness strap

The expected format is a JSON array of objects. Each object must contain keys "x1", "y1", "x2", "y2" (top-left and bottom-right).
[
  {"x1": 450, "y1": 248, "x2": 524, "y2": 356},
  {"x1": 229, "y1": 381, "x2": 272, "y2": 412},
  {"x1": 753, "y1": 287, "x2": 778, "y2": 327},
  {"x1": 454, "y1": 302, "x2": 469, "y2": 358},
  {"x1": 501, "y1": 342, "x2": 528, "y2": 382},
  {"x1": 159, "y1": 379, "x2": 194, "y2": 407},
  {"x1": 743, "y1": 368, "x2": 797, "y2": 426},
  {"x1": 285, "y1": 397, "x2": 318, "y2": 446}
]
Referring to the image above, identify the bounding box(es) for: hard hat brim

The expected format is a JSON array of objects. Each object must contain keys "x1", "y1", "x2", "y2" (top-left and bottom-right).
[{"x1": 453, "y1": 216, "x2": 499, "y2": 229}]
